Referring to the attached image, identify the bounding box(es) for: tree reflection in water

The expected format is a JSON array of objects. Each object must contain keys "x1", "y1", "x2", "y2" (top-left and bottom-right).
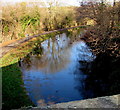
[
  {"x1": 21, "y1": 33, "x2": 71, "y2": 73},
  {"x1": 20, "y1": 31, "x2": 95, "y2": 106}
]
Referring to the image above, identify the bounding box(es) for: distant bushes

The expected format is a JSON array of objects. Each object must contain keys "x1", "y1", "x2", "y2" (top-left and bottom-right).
[
  {"x1": 20, "y1": 15, "x2": 40, "y2": 32},
  {"x1": 2, "y1": 2, "x2": 78, "y2": 43}
]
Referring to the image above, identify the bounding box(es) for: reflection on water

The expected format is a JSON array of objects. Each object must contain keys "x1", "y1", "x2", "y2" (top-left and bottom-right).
[{"x1": 20, "y1": 31, "x2": 95, "y2": 106}]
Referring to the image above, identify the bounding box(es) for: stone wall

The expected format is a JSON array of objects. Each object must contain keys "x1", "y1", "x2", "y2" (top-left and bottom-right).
[{"x1": 28, "y1": 94, "x2": 120, "y2": 109}]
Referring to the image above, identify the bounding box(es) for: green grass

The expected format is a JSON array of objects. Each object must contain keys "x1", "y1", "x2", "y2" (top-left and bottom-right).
[{"x1": 2, "y1": 63, "x2": 34, "y2": 109}]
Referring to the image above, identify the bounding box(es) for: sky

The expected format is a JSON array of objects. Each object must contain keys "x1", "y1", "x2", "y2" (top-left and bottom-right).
[
  {"x1": 2, "y1": 0, "x2": 80, "y2": 6},
  {"x1": 1, "y1": 0, "x2": 120, "y2": 6}
]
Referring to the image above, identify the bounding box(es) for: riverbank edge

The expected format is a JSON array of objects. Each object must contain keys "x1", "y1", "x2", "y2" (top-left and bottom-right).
[{"x1": 0, "y1": 25, "x2": 88, "y2": 58}]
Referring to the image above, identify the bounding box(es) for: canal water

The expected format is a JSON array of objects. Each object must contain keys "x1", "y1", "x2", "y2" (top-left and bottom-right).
[{"x1": 20, "y1": 30, "x2": 95, "y2": 106}]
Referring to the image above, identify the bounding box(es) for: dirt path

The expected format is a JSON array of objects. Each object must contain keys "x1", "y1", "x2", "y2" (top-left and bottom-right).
[{"x1": 0, "y1": 25, "x2": 87, "y2": 58}]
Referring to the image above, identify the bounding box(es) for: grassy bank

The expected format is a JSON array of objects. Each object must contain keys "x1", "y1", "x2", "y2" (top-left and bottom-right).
[
  {"x1": 1, "y1": 39, "x2": 37, "y2": 109},
  {"x1": 2, "y1": 63, "x2": 34, "y2": 109}
]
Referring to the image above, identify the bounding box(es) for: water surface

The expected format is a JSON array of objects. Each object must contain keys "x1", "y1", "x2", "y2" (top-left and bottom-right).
[{"x1": 20, "y1": 31, "x2": 95, "y2": 106}]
